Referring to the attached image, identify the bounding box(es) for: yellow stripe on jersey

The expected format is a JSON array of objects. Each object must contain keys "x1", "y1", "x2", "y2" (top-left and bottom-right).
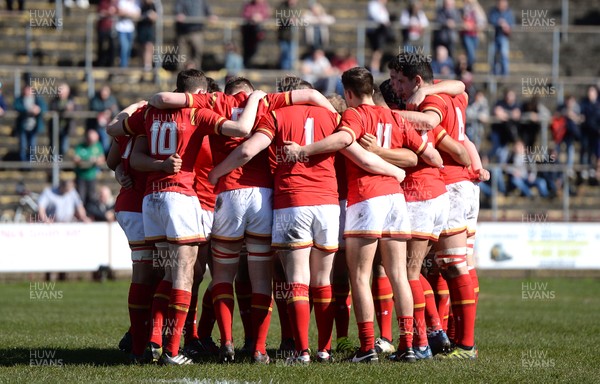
[
  {"x1": 251, "y1": 305, "x2": 273, "y2": 312},
  {"x1": 285, "y1": 91, "x2": 292, "y2": 106},
  {"x1": 451, "y1": 299, "x2": 476, "y2": 305},
  {"x1": 190, "y1": 108, "x2": 197, "y2": 126},
  {"x1": 214, "y1": 117, "x2": 226, "y2": 135},
  {"x1": 213, "y1": 294, "x2": 234, "y2": 301},
  {"x1": 287, "y1": 296, "x2": 310, "y2": 304},
  {"x1": 374, "y1": 293, "x2": 393, "y2": 300},
  {"x1": 313, "y1": 298, "x2": 334, "y2": 304},
  {"x1": 435, "y1": 129, "x2": 448, "y2": 142},
  {"x1": 414, "y1": 303, "x2": 426, "y2": 309},
  {"x1": 255, "y1": 127, "x2": 274, "y2": 140},
  {"x1": 415, "y1": 140, "x2": 427, "y2": 156},
  {"x1": 128, "y1": 304, "x2": 151, "y2": 310},
  {"x1": 168, "y1": 304, "x2": 189, "y2": 312},
  {"x1": 423, "y1": 290, "x2": 434, "y2": 295},
  {"x1": 186, "y1": 93, "x2": 193, "y2": 108},
  {"x1": 337, "y1": 126, "x2": 356, "y2": 142},
  {"x1": 154, "y1": 293, "x2": 170, "y2": 301}
]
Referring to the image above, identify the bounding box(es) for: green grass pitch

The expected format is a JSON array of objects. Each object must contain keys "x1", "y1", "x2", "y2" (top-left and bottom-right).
[{"x1": 1, "y1": 277, "x2": 599, "y2": 383}]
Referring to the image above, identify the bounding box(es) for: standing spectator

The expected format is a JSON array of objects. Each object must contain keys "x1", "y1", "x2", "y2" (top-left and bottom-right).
[
  {"x1": 88, "y1": 85, "x2": 120, "y2": 153},
  {"x1": 37, "y1": 178, "x2": 91, "y2": 223},
  {"x1": 14, "y1": 85, "x2": 47, "y2": 162},
  {"x1": 176, "y1": 0, "x2": 217, "y2": 70},
  {"x1": 86, "y1": 185, "x2": 116, "y2": 222},
  {"x1": 49, "y1": 83, "x2": 77, "y2": 157},
  {"x1": 399, "y1": 0, "x2": 429, "y2": 50},
  {"x1": 461, "y1": 0, "x2": 487, "y2": 71},
  {"x1": 366, "y1": 0, "x2": 392, "y2": 74},
  {"x1": 556, "y1": 95, "x2": 583, "y2": 170},
  {"x1": 241, "y1": 0, "x2": 271, "y2": 68},
  {"x1": 466, "y1": 89, "x2": 489, "y2": 151},
  {"x1": 303, "y1": 2, "x2": 335, "y2": 49},
  {"x1": 433, "y1": 0, "x2": 461, "y2": 58},
  {"x1": 579, "y1": 85, "x2": 600, "y2": 181},
  {"x1": 74, "y1": 129, "x2": 106, "y2": 207},
  {"x1": 115, "y1": 0, "x2": 141, "y2": 68},
  {"x1": 519, "y1": 96, "x2": 550, "y2": 148},
  {"x1": 97, "y1": 0, "x2": 118, "y2": 67},
  {"x1": 277, "y1": 0, "x2": 300, "y2": 70},
  {"x1": 431, "y1": 45, "x2": 454, "y2": 75},
  {"x1": 490, "y1": 88, "x2": 520, "y2": 164},
  {"x1": 488, "y1": 0, "x2": 514, "y2": 75},
  {"x1": 137, "y1": 0, "x2": 157, "y2": 72}
]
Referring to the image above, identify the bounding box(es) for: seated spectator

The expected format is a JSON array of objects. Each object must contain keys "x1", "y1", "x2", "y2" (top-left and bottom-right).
[
  {"x1": 519, "y1": 96, "x2": 550, "y2": 148},
  {"x1": 224, "y1": 41, "x2": 244, "y2": 78},
  {"x1": 74, "y1": 130, "x2": 106, "y2": 207},
  {"x1": 490, "y1": 88, "x2": 520, "y2": 164},
  {"x1": 507, "y1": 140, "x2": 549, "y2": 198},
  {"x1": 49, "y1": 83, "x2": 77, "y2": 157},
  {"x1": 86, "y1": 185, "x2": 115, "y2": 222},
  {"x1": 555, "y1": 95, "x2": 583, "y2": 169},
  {"x1": 88, "y1": 85, "x2": 120, "y2": 153},
  {"x1": 37, "y1": 178, "x2": 91, "y2": 223},
  {"x1": 303, "y1": 2, "x2": 335, "y2": 49},
  {"x1": 431, "y1": 45, "x2": 455, "y2": 76},
  {"x1": 399, "y1": 0, "x2": 429, "y2": 49},
  {"x1": 301, "y1": 48, "x2": 338, "y2": 94},
  {"x1": 331, "y1": 49, "x2": 358, "y2": 73},
  {"x1": 466, "y1": 89, "x2": 489, "y2": 151},
  {"x1": 579, "y1": 85, "x2": 600, "y2": 181},
  {"x1": 14, "y1": 84, "x2": 47, "y2": 162}
]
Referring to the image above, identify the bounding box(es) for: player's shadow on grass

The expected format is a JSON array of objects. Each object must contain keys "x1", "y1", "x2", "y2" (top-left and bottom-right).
[{"x1": 0, "y1": 347, "x2": 129, "y2": 366}]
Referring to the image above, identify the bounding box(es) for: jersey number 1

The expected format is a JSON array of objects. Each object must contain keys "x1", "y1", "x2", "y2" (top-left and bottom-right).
[
  {"x1": 150, "y1": 120, "x2": 177, "y2": 155},
  {"x1": 455, "y1": 107, "x2": 466, "y2": 141},
  {"x1": 376, "y1": 122, "x2": 392, "y2": 149}
]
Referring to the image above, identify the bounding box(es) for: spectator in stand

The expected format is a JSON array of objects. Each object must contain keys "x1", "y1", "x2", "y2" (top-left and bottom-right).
[
  {"x1": 519, "y1": 96, "x2": 550, "y2": 148},
  {"x1": 366, "y1": 0, "x2": 392, "y2": 74},
  {"x1": 88, "y1": 85, "x2": 120, "y2": 153},
  {"x1": 489, "y1": 0, "x2": 514, "y2": 75},
  {"x1": 224, "y1": 41, "x2": 244, "y2": 78},
  {"x1": 137, "y1": 0, "x2": 157, "y2": 72},
  {"x1": 241, "y1": 0, "x2": 271, "y2": 68},
  {"x1": 64, "y1": 0, "x2": 89, "y2": 9},
  {"x1": 399, "y1": 0, "x2": 429, "y2": 50},
  {"x1": 0, "y1": 83, "x2": 7, "y2": 119},
  {"x1": 579, "y1": 85, "x2": 600, "y2": 181},
  {"x1": 455, "y1": 53, "x2": 475, "y2": 96},
  {"x1": 301, "y1": 48, "x2": 338, "y2": 94},
  {"x1": 466, "y1": 89, "x2": 489, "y2": 151},
  {"x1": 14, "y1": 84, "x2": 47, "y2": 162},
  {"x1": 176, "y1": 0, "x2": 217, "y2": 70},
  {"x1": 303, "y1": 2, "x2": 335, "y2": 49},
  {"x1": 556, "y1": 95, "x2": 583, "y2": 171},
  {"x1": 433, "y1": 0, "x2": 461, "y2": 58},
  {"x1": 37, "y1": 178, "x2": 91, "y2": 223},
  {"x1": 97, "y1": 0, "x2": 118, "y2": 67},
  {"x1": 431, "y1": 45, "x2": 454, "y2": 76},
  {"x1": 115, "y1": 0, "x2": 141, "y2": 68},
  {"x1": 86, "y1": 185, "x2": 116, "y2": 222},
  {"x1": 490, "y1": 88, "x2": 520, "y2": 164},
  {"x1": 331, "y1": 49, "x2": 358, "y2": 73},
  {"x1": 461, "y1": 0, "x2": 487, "y2": 72},
  {"x1": 507, "y1": 140, "x2": 549, "y2": 198},
  {"x1": 49, "y1": 82, "x2": 77, "y2": 157},
  {"x1": 277, "y1": 0, "x2": 300, "y2": 70},
  {"x1": 74, "y1": 129, "x2": 106, "y2": 207}
]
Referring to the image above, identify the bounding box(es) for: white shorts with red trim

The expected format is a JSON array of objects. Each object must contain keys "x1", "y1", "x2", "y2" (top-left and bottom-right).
[
  {"x1": 406, "y1": 192, "x2": 449, "y2": 241},
  {"x1": 441, "y1": 180, "x2": 477, "y2": 236},
  {"x1": 116, "y1": 211, "x2": 153, "y2": 261},
  {"x1": 200, "y1": 208, "x2": 214, "y2": 238},
  {"x1": 344, "y1": 193, "x2": 411, "y2": 239},
  {"x1": 212, "y1": 187, "x2": 273, "y2": 242},
  {"x1": 142, "y1": 192, "x2": 207, "y2": 245},
  {"x1": 271, "y1": 204, "x2": 340, "y2": 252},
  {"x1": 467, "y1": 183, "x2": 480, "y2": 237}
]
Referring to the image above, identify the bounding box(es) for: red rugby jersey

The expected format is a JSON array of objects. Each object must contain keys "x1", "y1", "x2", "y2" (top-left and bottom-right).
[
  {"x1": 124, "y1": 106, "x2": 226, "y2": 197},
  {"x1": 193, "y1": 137, "x2": 215, "y2": 211},
  {"x1": 255, "y1": 105, "x2": 340, "y2": 209},
  {"x1": 113, "y1": 133, "x2": 147, "y2": 213},
  {"x1": 419, "y1": 93, "x2": 470, "y2": 185}
]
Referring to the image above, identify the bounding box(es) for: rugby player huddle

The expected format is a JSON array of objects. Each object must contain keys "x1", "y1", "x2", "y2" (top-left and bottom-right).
[{"x1": 107, "y1": 52, "x2": 490, "y2": 365}]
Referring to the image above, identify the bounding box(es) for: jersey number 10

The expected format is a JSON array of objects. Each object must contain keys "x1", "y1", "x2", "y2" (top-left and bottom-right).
[{"x1": 150, "y1": 120, "x2": 178, "y2": 155}]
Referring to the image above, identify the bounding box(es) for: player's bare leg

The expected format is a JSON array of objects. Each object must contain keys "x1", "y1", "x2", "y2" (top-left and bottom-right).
[
  {"x1": 309, "y1": 248, "x2": 336, "y2": 362},
  {"x1": 345, "y1": 237, "x2": 379, "y2": 362},
  {"x1": 245, "y1": 238, "x2": 274, "y2": 363},
  {"x1": 210, "y1": 239, "x2": 242, "y2": 362},
  {"x1": 379, "y1": 239, "x2": 416, "y2": 363},
  {"x1": 162, "y1": 243, "x2": 199, "y2": 359}
]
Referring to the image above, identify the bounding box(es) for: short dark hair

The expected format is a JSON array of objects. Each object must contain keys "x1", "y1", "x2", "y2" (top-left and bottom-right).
[
  {"x1": 326, "y1": 94, "x2": 347, "y2": 114},
  {"x1": 224, "y1": 77, "x2": 254, "y2": 95},
  {"x1": 277, "y1": 76, "x2": 313, "y2": 92},
  {"x1": 176, "y1": 69, "x2": 208, "y2": 93},
  {"x1": 379, "y1": 79, "x2": 405, "y2": 110},
  {"x1": 341, "y1": 67, "x2": 373, "y2": 98},
  {"x1": 387, "y1": 53, "x2": 433, "y2": 83},
  {"x1": 206, "y1": 77, "x2": 221, "y2": 93}
]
